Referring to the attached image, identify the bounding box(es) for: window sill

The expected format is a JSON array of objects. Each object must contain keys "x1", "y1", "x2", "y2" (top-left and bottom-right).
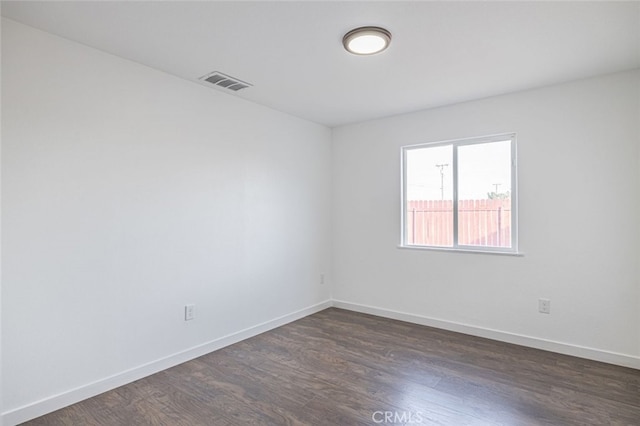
[{"x1": 397, "y1": 245, "x2": 524, "y2": 257}]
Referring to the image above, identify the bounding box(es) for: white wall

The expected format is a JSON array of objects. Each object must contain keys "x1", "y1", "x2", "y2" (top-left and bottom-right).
[
  {"x1": 332, "y1": 70, "x2": 640, "y2": 365},
  {"x1": 2, "y1": 13, "x2": 639, "y2": 426},
  {"x1": 1, "y1": 18, "x2": 331, "y2": 423},
  {"x1": 0, "y1": 9, "x2": 4, "y2": 426}
]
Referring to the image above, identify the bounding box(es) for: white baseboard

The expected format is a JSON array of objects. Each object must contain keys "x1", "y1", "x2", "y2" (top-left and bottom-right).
[
  {"x1": 2, "y1": 300, "x2": 332, "y2": 426},
  {"x1": 332, "y1": 299, "x2": 640, "y2": 370}
]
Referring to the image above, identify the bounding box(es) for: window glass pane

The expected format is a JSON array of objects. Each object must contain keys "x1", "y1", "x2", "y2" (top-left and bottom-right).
[
  {"x1": 457, "y1": 140, "x2": 512, "y2": 248},
  {"x1": 405, "y1": 145, "x2": 453, "y2": 247}
]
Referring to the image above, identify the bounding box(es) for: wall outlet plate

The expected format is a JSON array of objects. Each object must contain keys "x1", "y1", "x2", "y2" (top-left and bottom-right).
[
  {"x1": 538, "y1": 298, "x2": 551, "y2": 314},
  {"x1": 185, "y1": 304, "x2": 195, "y2": 321}
]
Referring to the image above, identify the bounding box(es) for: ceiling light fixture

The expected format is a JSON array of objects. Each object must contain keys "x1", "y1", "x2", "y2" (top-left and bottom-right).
[{"x1": 343, "y1": 26, "x2": 391, "y2": 55}]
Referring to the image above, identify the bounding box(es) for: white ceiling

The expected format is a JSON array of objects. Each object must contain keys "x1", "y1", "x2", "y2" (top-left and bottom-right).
[{"x1": 2, "y1": 1, "x2": 639, "y2": 127}]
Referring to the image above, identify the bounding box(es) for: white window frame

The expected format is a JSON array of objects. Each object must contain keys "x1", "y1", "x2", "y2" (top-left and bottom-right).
[{"x1": 400, "y1": 133, "x2": 519, "y2": 255}]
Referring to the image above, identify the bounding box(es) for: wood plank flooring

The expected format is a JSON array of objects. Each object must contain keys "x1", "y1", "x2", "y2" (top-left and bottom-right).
[{"x1": 23, "y1": 308, "x2": 640, "y2": 425}]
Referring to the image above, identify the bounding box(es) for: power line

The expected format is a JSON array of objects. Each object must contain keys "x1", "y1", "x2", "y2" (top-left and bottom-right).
[{"x1": 435, "y1": 163, "x2": 449, "y2": 200}]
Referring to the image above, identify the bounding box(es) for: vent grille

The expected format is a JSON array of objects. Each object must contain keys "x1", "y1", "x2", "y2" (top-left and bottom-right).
[{"x1": 200, "y1": 71, "x2": 252, "y2": 92}]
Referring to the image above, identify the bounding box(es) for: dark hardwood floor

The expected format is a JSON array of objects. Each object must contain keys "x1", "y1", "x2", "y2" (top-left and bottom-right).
[{"x1": 23, "y1": 308, "x2": 640, "y2": 425}]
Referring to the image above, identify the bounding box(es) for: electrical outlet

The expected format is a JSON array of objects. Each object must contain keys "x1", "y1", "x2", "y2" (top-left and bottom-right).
[
  {"x1": 538, "y1": 299, "x2": 551, "y2": 314},
  {"x1": 320, "y1": 274, "x2": 325, "y2": 285},
  {"x1": 185, "y1": 304, "x2": 195, "y2": 321}
]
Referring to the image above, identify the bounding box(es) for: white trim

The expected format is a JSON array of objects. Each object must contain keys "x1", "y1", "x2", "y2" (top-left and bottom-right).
[
  {"x1": 401, "y1": 133, "x2": 518, "y2": 254},
  {"x1": 1, "y1": 300, "x2": 332, "y2": 426},
  {"x1": 332, "y1": 300, "x2": 640, "y2": 370},
  {"x1": 397, "y1": 245, "x2": 524, "y2": 257},
  {"x1": 402, "y1": 132, "x2": 518, "y2": 150}
]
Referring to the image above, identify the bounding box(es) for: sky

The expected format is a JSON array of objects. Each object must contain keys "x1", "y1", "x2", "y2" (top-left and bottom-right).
[{"x1": 405, "y1": 140, "x2": 511, "y2": 201}]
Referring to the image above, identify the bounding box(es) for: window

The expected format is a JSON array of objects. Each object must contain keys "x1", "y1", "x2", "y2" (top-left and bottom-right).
[{"x1": 401, "y1": 133, "x2": 517, "y2": 253}]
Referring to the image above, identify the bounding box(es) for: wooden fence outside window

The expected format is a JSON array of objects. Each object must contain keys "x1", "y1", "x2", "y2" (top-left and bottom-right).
[{"x1": 406, "y1": 199, "x2": 511, "y2": 248}]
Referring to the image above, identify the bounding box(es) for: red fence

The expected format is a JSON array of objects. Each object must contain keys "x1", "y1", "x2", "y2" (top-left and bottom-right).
[{"x1": 406, "y1": 199, "x2": 511, "y2": 248}]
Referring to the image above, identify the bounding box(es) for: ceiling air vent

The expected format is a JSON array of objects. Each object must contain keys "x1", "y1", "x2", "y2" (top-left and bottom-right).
[{"x1": 200, "y1": 71, "x2": 252, "y2": 92}]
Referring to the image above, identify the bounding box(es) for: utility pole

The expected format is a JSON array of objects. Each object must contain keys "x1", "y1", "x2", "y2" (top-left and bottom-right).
[
  {"x1": 435, "y1": 164, "x2": 449, "y2": 200},
  {"x1": 493, "y1": 183, "x2": 501, "y2": 194}
]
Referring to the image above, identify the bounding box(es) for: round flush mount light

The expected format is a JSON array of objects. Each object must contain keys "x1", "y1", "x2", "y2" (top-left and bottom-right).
[{"x1": 343, "y1": 26, "x2": 391, "y2": 55}]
